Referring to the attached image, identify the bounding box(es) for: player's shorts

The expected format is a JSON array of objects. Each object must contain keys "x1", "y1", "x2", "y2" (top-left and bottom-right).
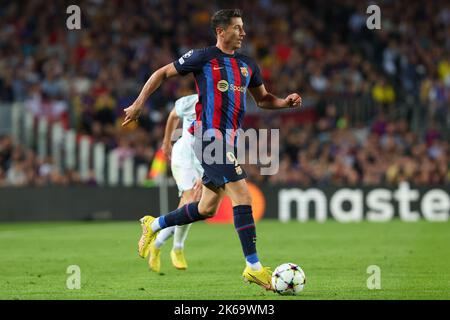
[
  {"x1": 194, "y1": 136, "x2": 247, "y2": 189},
  {"x1": 171, "y1": 137, "x2": 204, "y2": 197}
]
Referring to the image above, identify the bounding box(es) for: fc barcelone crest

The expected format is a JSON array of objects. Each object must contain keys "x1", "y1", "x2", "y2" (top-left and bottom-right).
[{"x1": 240, "y1": 67, "x2": 248, "y2": 77}]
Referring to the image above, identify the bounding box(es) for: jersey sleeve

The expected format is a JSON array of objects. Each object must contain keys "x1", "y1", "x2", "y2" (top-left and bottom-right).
[
  {"x1": 174, "y1": 97, "x2": 187, "y2": 119},
  {"x1": 174, "y1": 95, "x2": 197, "y2": 119},
  {"x1": 248, "y1": 60, "x2": 263, "y2": 88},
  {"x1": 173, "y1": 49, "x2": 206, "y2": 76}
]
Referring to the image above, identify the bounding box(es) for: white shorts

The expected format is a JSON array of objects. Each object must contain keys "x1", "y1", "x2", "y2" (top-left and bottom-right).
[{"x1": 171, "y1": 136, "x2": 204, "y2": 197}]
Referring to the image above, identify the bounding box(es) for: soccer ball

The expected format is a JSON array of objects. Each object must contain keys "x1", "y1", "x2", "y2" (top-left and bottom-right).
[{"x1": 271, "y1": 263, "x2": 306, "y2": 295}]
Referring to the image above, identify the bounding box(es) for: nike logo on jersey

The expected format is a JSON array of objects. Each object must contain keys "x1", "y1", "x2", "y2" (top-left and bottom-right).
[{"x1": 213, "y1": 66, "x2": 224, "y2": 70}]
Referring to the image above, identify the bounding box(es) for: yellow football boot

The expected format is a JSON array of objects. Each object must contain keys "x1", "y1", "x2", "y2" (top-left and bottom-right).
[
  {"x1": 148, "y1": 241, "x2": 161, "y2": 273},
  {"x1": 242, "y1": 266, "x2": 274, "y2": 291},
  {"x1": 137, "y1": 216, "x2": 159, "y2": 258},
  {"x1": 170, "y1": 248, "x2": 188, "y2": 270}
]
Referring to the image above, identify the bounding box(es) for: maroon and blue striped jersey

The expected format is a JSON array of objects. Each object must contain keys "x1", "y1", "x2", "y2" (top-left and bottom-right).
[{"x1": 173, "y1": 46, "x2": 263, "y2": 145}]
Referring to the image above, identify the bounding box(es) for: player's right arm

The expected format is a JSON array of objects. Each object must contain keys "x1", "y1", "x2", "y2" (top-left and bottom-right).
[
  {"x1": 122, "y1": 49, "x2": 205, "y2": 127},
  {"x1": 161, "y1": 108, "x2": 180, "y2": 160},
  {"x1": 122, "y1": 63, "x2": 179, "y2": 126}
]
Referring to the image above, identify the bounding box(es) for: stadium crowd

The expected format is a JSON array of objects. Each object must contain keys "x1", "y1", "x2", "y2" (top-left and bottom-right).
[
  {"x1": 1, "y1": 105, "x2": 449, "y2": 187},
  {"x1": 0, "y1": 0, "x2": 449, "y2": 187}
]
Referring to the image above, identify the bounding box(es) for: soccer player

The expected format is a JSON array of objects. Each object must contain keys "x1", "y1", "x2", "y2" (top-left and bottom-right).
[
  {"x1": 148, "y1": 94, "x2": 203, "y2": 273},
  {"x1": 123, "y1": 9, "x2": 301, "y2": 291}
]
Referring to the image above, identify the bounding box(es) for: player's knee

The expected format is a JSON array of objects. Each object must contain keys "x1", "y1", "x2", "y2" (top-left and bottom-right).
[
  {"x1": 245, "y1": 193, "x2": 252, "y2": 205},
  {"x1": 235, "y1": 193, "x2": 252, "y2": 206}
]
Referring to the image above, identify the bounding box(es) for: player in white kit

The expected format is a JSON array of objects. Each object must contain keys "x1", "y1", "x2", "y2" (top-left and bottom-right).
[{"x1": 148, "y1": 94, "x2": 203, "y2": 273}]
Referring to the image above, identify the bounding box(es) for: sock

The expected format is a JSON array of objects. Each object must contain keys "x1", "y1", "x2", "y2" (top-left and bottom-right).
[
  {"x1": 246, "y1": 259, "x2": 263, "y2": 271},
  {"x1": 154, "y1": 226, "x2": 175, "y2": 249},
  {"x1": 233, "y1": 205, "x2": 260, "y2": 270},
  {"x1": 150, "y1": 216, "x2": 165, "y2": 232},
  {"x1": 173, "y1": 224, "x2": 192, "y2": 250},
  {"x1": 151, "y1": 202, "x2": 206, "y2": 232}
]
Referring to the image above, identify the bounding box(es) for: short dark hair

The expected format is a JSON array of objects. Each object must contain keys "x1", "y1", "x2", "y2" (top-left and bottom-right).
[{"x1": 211, "y1": 9, "x2": 242, "y2": 36}]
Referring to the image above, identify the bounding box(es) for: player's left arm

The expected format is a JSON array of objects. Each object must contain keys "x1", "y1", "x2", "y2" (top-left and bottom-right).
[
  {"x1": 161, "y1": 108, "x2": 181, "y2": 160},
  {"x1": 248, "y1": 84, "x2": 302, "y2": 110}
]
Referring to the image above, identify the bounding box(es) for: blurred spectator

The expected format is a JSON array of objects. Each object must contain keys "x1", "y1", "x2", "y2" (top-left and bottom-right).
[{"x1": 0, "y1": 0, "x2": 449, "y2": 187}]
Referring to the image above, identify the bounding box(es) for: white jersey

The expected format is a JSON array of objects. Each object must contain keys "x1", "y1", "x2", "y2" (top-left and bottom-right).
[
  {"x1": 171, "y1": 94, "x2": 203, "y2": 196},
  {"x1": 174, "y1": 94, "x2": 198, "y2": 139}
]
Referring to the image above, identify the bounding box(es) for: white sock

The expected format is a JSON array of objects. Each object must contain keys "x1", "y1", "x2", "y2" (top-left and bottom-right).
[
  {"x1": 173, "y1": 224, "x2": 191, "y2": 250},
  {"x1": 155, "y1": 226, "x2": 175, "y2": 249},
  {"x1": 151, "y1": 216, "x2": 163, "y2": 232},
  {"x1": 246, "y1": 261, "x2": 262, "y2": 271}
]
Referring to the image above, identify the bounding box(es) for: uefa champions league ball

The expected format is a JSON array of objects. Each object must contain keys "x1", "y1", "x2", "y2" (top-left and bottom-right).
[{"x1": 271, "y1": 263, "x2": 306, "y2": 295}]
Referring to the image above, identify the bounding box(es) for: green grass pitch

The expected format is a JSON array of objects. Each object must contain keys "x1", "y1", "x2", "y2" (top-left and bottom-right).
[{"x1": 0, "y1": 220, "x2": 449, "y2": 300}]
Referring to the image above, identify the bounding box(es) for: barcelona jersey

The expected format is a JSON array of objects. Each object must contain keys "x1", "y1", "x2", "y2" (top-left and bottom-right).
[{"x1": 173, "y1": 46, "x2": 263, "y2": 145}]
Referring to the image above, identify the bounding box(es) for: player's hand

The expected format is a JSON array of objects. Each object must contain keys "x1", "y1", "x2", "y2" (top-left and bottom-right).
[
  {"x1": 122, "y1": 105, "x2": 142, "y2": 126},
  {"x1": 161, "y1": 141, "x2": 172, "y2": 161},
  {"x1": 285, "y1": 93, "x2": 302, "y2": 108}
]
